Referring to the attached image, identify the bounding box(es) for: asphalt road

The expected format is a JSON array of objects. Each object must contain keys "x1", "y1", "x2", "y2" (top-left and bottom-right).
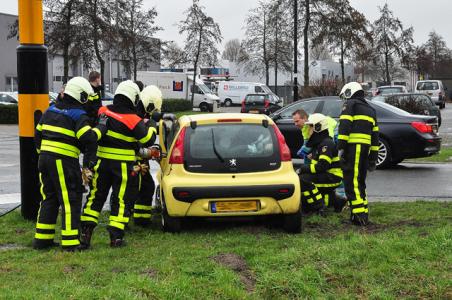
[{"x1": 1, "y1": 104, "x2": 451, "y2": 211}]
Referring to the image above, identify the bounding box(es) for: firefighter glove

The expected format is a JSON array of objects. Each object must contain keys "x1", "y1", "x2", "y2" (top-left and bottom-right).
[
  {"x1": 82, "y1": 168, "x2": 93, "y2": 185},
  {"x1": 98, "y1": 114, "x2": 108, "y2": 127},
  {"x1": 133, "y1": 163, "x2": 149, "y2": 175}
]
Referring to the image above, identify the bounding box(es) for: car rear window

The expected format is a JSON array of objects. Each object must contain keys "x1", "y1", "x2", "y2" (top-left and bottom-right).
[
  {"x1": 245, "y1": 95, "x2": 266, "y2": 104},
  {"x1": 379, "y1": 87, "x2": 404, "y2": 94},
  {"x1": 417, "y1": 82, "x2": 439, "y2": 90},
  {"x1": 184, "y1": 123, "x2": 281, "y2": 173}
]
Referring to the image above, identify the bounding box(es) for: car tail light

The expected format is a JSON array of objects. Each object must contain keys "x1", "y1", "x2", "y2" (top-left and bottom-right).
[
  {"x1": 241, "y1": 99, "x2": 245, "y2": 112},
  {"x1": 411, "y1": 121, "x2": 433, "y2": 133},
  {"x1": 217, "y1": 118, "x2": 242, "y2": 122},
  {"x1": 264, "y1": 99, "x2": 270, "y2": 108},
  {"x1": 169, "y1": 127, "x2": 186, "y2": 164},
  {"x1": 272, "y1": 124, "x2": 291, "y2": 161}
]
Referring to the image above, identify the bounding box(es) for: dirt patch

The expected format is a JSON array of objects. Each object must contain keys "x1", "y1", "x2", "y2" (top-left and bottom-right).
[
  {"x1": 111, "y1": 267, "x2": 125, "y2": 273},
  {"x1": 141, "y1": 268, "x2": 158, "y2": 279},
  {"x1": 15, "y1": 229, "x2": 26, "y2": 234},
  {"x1": 211, "y1": 253, "x2": 256, "y2": 293},
  {"x1": 63, "y1": 264, "x2": 83, "y2": 273},
  {"x1": 0, "y1": 243, "x2": 25, "y2": 251}
]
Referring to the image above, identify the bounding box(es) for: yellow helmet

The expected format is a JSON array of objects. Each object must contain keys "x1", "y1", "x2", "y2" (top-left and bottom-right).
[
  {"x1": 305, "y1": 113, "x2": 328, "y2": 133},
  {"x1": 115, "y1": 80, "x2": 140, "y2": 105},
  {"x1": 140, "y1": 85, "x2": 163, "y2": 112},
  {"x1": 339, "y1": 82, "x2": 363, "y2": 100},
  {"x1": 64, "y1": 77, "x2": 95, "y2": 103}
]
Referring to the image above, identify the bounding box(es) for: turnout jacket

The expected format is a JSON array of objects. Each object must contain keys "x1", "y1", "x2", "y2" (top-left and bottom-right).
[
  {"x1": 85, "y1": 85, "x2": 103, "y2": 122},
  {"x1": 96, "y1": 95, "x2": 157, "y2": 161},
  {"x1": 299, "y1": 130, "x2": 343, "y2": 178},
  {"x1": 35, "y1": 95, "x2": 105, "y2": 166},
  {"x1": 337, "y1": 97, "x2": 379, "y2": 162}
]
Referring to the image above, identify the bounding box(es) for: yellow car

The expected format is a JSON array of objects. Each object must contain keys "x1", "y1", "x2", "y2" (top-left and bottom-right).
[{"x1": 156, "y1": 113, "x2": 301, "y2": 233}]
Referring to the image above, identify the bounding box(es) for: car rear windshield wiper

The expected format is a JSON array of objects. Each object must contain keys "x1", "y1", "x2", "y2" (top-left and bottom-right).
[{"x1": 211, "y1": 128, "x2": 225, "y2": 163}]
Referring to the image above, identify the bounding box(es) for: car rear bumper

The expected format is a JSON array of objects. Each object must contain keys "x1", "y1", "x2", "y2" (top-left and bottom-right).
[
  {"x1": 160, "y1": 162, "x2": 301, "y2": 217},
  {"x1": 400, "y1": 136, "x2": 441, "y2": 159}
]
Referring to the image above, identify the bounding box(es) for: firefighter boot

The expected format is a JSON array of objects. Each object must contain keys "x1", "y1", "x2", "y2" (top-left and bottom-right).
[
  {"x1": 32, "y1": 239, "x2": 59, "y2": 250},
  {"x1": 333, "y1": 194, "x2": 348, "y2": 213},
  {"x1": 108, "y1": 227, "x2": 126, "y2": 248},
  {"x1": 351, "y1": 213, "x2": 369, "y2": 226},
  {"x1": 79, "y1": 224, "x2": 95, "y2": 250}
]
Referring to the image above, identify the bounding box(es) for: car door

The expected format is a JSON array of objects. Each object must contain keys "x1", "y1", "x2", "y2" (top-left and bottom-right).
[
  {"x1": 272, "y1": 100, "x2": 322, "y2": 156},
  {"x1": 157, "y1": 117, "x2": 179, "y2": 178}
]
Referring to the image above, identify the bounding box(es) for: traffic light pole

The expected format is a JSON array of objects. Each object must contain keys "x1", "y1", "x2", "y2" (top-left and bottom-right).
[
  {"x1": 293, "y1": 0, "x2": 298, "y2": 102},
  {"x1": 17, "y1": 0, "x2": 49, "y2": 220}
]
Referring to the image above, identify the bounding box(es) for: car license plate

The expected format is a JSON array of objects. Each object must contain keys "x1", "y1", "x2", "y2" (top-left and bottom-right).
[
  {"x1": 249, "y1": 110, "x2": 259, "y2": 114},
  {"x1": 211, "y1": 201, "x2": 258, "y2": 213}
]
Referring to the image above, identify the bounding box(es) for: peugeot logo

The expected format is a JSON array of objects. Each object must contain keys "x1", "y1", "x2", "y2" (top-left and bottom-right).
[{"x1": 229, "y1": 159, "x2": 237, "y2": 167}]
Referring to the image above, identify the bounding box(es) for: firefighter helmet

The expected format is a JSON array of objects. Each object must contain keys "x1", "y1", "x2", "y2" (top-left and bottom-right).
[
  {"x1": 115, "y1": 80, "x2": 141, "y2": 105},
  {"x1": 140, "y1": 85, "x2": 163, "y2": 113},
  {"x1": 305, "y1": 113, "x2": 328, "y2": 133},
  {"x1": 339, "y1": 82, "x2": 363, "y2": 100},
  {"x1": 64, "y1": 77, "x2": 95, "y2": 103}
]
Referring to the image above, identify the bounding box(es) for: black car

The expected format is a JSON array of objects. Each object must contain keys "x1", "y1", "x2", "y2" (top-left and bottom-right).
[
  {"x1": 372, "y1": 93, "x2": 441, "y2": 127},
  {"x1": 270, "y1": 96, "x2": 441, "y2": 168},
  {"x1": 241, "y1": 93, "x2": 282, "y2": 115}
]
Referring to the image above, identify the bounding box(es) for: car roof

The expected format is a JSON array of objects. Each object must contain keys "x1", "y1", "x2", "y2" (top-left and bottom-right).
[
  {"x1": 179, "y1": 113, "x2": 274, "y2": 126},
  {"x1": 377, "y1": 93, "x2": 428, "y2": 97},
  {"x1": 378, "y1": 85, "x2": 406, "y2": 88}
]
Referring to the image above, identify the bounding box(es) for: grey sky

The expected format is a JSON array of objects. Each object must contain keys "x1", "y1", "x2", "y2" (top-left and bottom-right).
[{"x1": 2, "y1": 0, "x2": 451, "y2": 50}]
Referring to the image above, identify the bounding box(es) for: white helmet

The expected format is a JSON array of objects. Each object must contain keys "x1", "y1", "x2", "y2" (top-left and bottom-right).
[
  {"x1": 305, "y1": 113, "x2": 328, "y2": 133},
  {"x1": 64, "y1": 77, "x2": 95, "y2": 103},
  {"x1": 339, "y1": 82, "x2": 363, "y2": 100},
  {"x1": 140, "y1": 85, "x2": 163, "y2": 112},
  {"x1": 115, "y1": 80, "x2": 140, "y2": 105}
]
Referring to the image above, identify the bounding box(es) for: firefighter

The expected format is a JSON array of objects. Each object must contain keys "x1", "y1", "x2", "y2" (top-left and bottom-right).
[
  {"x1": 80, "y1": 80, "x2": 158, "y2": 248},
  {"x1": 338, "y1": 82, "x2": 379, "y2": 226},
  {"x1": 85, "y1": 71, "x2": 103, "y2": 123},
  {"x1": 296, "y1": 113, "x2": 343, "y2": 214},
  {"x1": 133, "y1": 85, "x2": 163, "y2": 226},
  {"x1": 33, "y1": 77, "x2": 108, "y2": 251}
]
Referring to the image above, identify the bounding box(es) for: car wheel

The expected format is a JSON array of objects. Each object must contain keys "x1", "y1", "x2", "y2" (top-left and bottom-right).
[
  {"x1": 160, "y1": 193, "x2": 181, "y2": 233},
  {"x1": 224, "y1": 99, "x2": 232, "y2": 107},
  {"x1": 199, "y1": 102, "x2": 209, "y2": 112},
  {"x1": 377, "y1": 138, "x2": 392, "y2": 169},
  {"x1": 282, "y1": 204, "x2": 302, "y2": 233},
  {"x1": 390, "y1": 158, "x2": 403, "y2": 167}
]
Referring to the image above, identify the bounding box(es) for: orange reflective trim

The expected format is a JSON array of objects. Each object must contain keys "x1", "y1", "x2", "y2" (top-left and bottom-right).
[
  {"x1": 99, "y1": 107, "x2": 141, "y2": 130},
  {"x1": 18, "y1": 94, "x2": 49, "y2": 137},
  {"x1": 18, "y1": 0, "x2": 45, "y2": 44}
]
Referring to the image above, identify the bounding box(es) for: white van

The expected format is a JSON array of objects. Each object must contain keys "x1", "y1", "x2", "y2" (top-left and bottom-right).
[
  {"x1": 415, "y1": 80, "x2": 446, "y2": 109},
  {"x1": 136, "y1": 71, "x2": 220, "y2": 112},
  {"x1": 217, "y1": 81, "x2": 280, "y2": 107}
]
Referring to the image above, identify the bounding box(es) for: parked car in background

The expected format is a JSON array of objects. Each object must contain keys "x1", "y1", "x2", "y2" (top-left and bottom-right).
[
  {"x1": 241, "y1": 93, "x2": 282, "y2": 115},
  {"x1": 102, "y1": 91, "x2": 114, "y2": 106},
  {"x1": 376, "y1": 85, "x2": 408, "y2": 95},
  {"x1": 270, "y1": 96, "x2": 441, "y2": 168},
  {"x1": 0, "y1": 92, "x2": 18, "y2": 105},
  {"x1": 217, "y1": 81, "x2": 280, "y2": 107},
  {"x1": 415, "y1": 80, "x2": 446, "y2": 109},
  {"x1": 372, "y1": 93, "x2": 441, "y2": 126}
]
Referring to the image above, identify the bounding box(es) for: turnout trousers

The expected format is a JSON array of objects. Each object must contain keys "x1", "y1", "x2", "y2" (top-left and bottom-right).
[
  {"x1": 133, "y1": 160, "x2": 155, "y2": 225},
  {"x1": 300, "y1": 173, "x2": 342, "y2": 212},
  {"x1": 342, "y1": 144, "x2": 370, "y2": 222},
  {"x1": 81, "y1": 158, "x2": 139, "y2": 240},
  {"x1": 34, "y1": 154, "x2": 83, "y2": 249}
]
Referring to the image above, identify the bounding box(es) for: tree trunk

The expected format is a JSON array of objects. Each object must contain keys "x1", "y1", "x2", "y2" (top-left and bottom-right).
[
  {"x1": 303, "y1": 0, "x2": 310, "y2": 88},
  {"x1": 263, "y1": 12, "x2": 269, "y2": 86},
  {"x1": 191, "y1": 28, "x2": 203, "y2": 108},
  {"x1": 274, "y1": 3, "x2": 278, "y2": 94},
  {"x1": 340, "y1": 37, "x2": 345, "y2": 84},
  {"x1": 92, "y1": 0, "x2": 105, "y2": 97},
  {"x1": 63, "y1": 1, "x2": 73, "y2": 83}
]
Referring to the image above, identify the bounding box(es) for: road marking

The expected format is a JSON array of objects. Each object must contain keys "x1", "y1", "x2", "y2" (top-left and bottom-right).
[{"x1": 0, "y1": 193, "x2": 20, "y2": 205}]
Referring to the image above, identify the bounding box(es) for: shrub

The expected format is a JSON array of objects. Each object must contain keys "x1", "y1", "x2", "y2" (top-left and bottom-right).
[
  {"x1": 0, "y1": 104, "x2": 18, "y2": 124},
  {"x1": 301, "y1": 80, "x2": 341, "y2": 98},
  {"x1": 162, "y1": 99, "x2": 193, "y2": 112}
]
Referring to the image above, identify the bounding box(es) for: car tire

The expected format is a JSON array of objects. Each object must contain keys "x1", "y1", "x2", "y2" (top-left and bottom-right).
[
  {"x1": 377, "y1": 138, "x2": 392, "y2": 169},
  {"x1": 160, "y1": 193, "x2": 182, "y2": 233},
  {"x1": 390, "y1": 158, "x2": 403, "y2": 167},
  {"x1": 282, "y1": 204, "x2": 302, "y2": 233},
  {"x1": 199, "y1": 102, "x2": 209, "y2": 112},
  {"x1": 224, "y1": 99, "x2": 232, "y2": 107}
]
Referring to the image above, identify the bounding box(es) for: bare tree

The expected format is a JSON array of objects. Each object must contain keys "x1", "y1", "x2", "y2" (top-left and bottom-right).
[
  {"x1": 372, "y1": 3, "x2": 413, "y2": 84},
  {"x1": 179, "y1": 0, "x2": 222, "y2": 106},
  {"x1": 241, "y1": 1, "x2": 272, "y2": 85},
  {"x1": 312, "y1": 0, "x2": 371, "y2": 84},
  {"x1": 162, "y1": 42, "x2": 188, "y2": 69},
  {"x1": 222, "y1": 39, "x2": 247, "y2": 62},
  {"x1": 424, "y1": 31, "x2": 448, "y2": 77}
]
